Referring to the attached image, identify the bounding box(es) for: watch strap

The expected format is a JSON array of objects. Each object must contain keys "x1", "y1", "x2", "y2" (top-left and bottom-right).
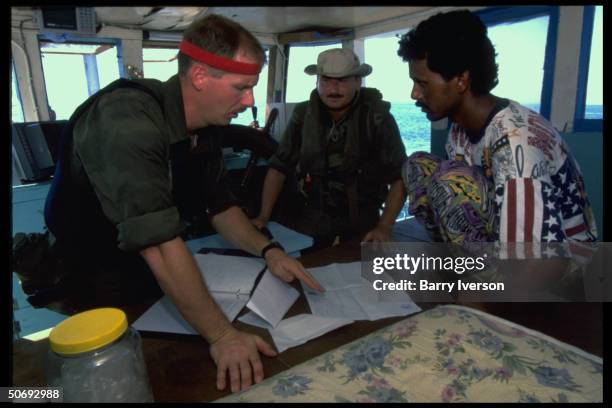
[{"x1": 261, "y1": 241, "x2": 284, "y2": 258}]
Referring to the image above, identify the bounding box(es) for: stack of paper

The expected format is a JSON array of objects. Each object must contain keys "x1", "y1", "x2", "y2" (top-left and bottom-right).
[
  {"x1": 301, "y1": 262, "x2": 422, "y2": 321},
  {"x1": 133, "y1": 253, "x2": 265, "y2": 334},
  {"x1": 133, "y1": 256, "x2": 421, "y2": 352}
]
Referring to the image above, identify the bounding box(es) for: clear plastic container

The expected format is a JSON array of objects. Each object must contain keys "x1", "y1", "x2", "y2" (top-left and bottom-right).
[{"x1": 46, "y1": 308, "x2": 154, "y2": 402}]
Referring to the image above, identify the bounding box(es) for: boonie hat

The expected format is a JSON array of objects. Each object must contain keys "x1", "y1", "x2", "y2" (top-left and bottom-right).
[{"x1": 304, "y1": 48, "x2": 372, "y2": 78}]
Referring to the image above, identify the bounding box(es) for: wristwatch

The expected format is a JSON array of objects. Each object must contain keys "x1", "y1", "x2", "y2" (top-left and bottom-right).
[{"x1": 261, "y1": 241, "x2": 284, "y2": 258}]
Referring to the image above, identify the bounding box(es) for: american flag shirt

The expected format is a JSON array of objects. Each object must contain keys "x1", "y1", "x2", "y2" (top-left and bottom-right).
[{"x1": 446, "y1": 100, "x2": 597, "y2": 243}]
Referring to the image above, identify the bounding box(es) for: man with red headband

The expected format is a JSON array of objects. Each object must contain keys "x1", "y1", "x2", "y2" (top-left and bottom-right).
[{"x1": 44, "y1": 14, "x2": 323, "y2": 394}]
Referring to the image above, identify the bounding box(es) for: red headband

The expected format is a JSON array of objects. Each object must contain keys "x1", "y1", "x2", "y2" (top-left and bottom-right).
[{"x1": 179, "y1": 40, "x2": 261, "y2": 75}]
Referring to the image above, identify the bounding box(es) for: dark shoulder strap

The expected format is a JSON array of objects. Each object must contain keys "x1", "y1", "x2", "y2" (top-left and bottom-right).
[
  {"x1": 59, "y1": 78, "x2": 164, "y2": 166},
  {"x1": 67, "y1": 78, "x2": 163, "y2": 126}
]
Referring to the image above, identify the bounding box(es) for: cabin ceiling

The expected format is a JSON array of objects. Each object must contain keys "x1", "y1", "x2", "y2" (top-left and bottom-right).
[{"x1": 93, "y1": 6, "x2": 432, "y2": 34}]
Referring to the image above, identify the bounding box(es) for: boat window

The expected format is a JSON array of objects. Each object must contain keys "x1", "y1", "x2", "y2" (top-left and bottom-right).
[
  {"x1": 231, "y1": 49, "x2": 270, "y2": 126},
  {"x1": 364, "y1": 33, "x2": 431, "y2": 157},
  {"x1": 476, "y1": 6, "x2": 559, "y2": 120},
  {"x1": 11, "y1": 62, "x2": 25, "y2": 123},
  {"x1": 487, "y1": 15, "x2": 549, "y2": 113},
  {"x1": 365, "y1": 33, "x2": 431, "y2": 221},
  {"x1": 574, "y1": 5, "x2": 602, "y2": 131},
  {"x1": 39, "y1": 42, "x2": 121, "y2": 120},
  {"x1": 584, "y1": 6, "x2": 602, "y2": 120},
  {"x1": 285, "y1": 43, "x2": 340, "y2": 103},
  {"x1": 143, "y1": 47, "x2": 178, "y2": 81}
]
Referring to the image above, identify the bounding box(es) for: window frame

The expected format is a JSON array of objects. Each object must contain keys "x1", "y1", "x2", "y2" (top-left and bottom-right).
[
  {"x1": 38, "y1": 34, "x2": 125, "y2": 78},
  {"x1": 11, "y1": 61, "x2": 25, "y2": 123},
  {"x1": 475, "y1": 6, "x2": 559, "y2": 120},
  {"x1": 37, "y1": 35, "x2": 124, "y2": 119},
  {"x1": 573, "y1": 5, "x2": 602, "y2": 132}
]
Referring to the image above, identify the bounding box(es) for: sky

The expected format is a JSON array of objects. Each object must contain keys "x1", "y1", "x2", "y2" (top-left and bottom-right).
[
  {"x1": 586, "y1": 5, "x2": 603, "y2": 105},
  {"x1": 279, "y1": 10, "x2": 602, "y2": 107}
]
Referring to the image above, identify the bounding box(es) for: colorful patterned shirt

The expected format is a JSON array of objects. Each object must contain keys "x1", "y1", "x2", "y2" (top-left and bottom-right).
[{"x1": 446, "y1": 100, "x2": 597, "y2": 243}]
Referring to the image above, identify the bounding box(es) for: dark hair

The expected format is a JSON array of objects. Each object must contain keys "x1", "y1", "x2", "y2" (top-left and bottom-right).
[
  {"x1": 178, "y1": 14, "x2": 266, "y2": 76},
  {"x1": 397, "y1": 10, "x2": 498, "y2": 95}
]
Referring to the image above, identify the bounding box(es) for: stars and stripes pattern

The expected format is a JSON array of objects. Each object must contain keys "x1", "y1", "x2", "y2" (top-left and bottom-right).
[
  {"x1": 551, "y1": 157, "x2": 597, "y2": 242},
  {"x1": 497, "y1": 177, "x2": 557, "y2": 243},
  {"x1": 446, "y1": 100, "x2": 597, "y2": 265},
  {"x1": 497, "y1": 157, "x2": 596, "y2": 247}
]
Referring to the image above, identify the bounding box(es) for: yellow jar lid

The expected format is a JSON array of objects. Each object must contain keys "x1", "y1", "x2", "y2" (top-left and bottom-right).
[{"x1": 49, "y1": 308, "x2": 128, "y2": 355}]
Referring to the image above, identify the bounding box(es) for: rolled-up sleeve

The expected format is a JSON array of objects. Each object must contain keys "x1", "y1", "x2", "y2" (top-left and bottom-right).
[
  {"x1": 118, "y1": 207, "x2": 182, "y2": 251},
  {"x1": 74, "y1": 90, "x2": 184, "y2": 251}
]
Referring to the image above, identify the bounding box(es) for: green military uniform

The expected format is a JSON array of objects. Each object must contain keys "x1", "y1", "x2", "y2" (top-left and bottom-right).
[
  {"x1": 268, "y1": 87, "x2": 406, "y2": 246},
  {"x1": 71, "y1": 75, "x2": 235, "y2": 252},
  {"x1": 47, "y1": 75, "x2": 236, "y2": 302}
]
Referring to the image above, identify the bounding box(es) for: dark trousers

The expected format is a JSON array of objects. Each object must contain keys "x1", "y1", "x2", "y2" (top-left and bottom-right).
[{"x1": 55, "y1": 238, "x2": 163, "y2": 308}]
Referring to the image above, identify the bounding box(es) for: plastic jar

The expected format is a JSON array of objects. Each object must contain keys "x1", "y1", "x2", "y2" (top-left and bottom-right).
[{"x1": 46, "y1": 308, "x2": 154, "y2": 402}]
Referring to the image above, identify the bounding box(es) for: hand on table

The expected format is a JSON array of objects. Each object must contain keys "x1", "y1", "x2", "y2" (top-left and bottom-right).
[{"x1": 209, "y1": 328, "x2": 277, "y2": 393}]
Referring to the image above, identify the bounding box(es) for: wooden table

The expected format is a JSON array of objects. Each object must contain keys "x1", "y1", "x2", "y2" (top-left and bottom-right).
[
  {"x1": 11, "y1": 241, "x2": 603, "y2": 401},
  {"x1": 11, "y1": 241, "x2": 428, "y2": 402}
]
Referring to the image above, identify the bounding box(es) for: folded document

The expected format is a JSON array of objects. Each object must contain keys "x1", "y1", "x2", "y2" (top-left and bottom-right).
[
  {"x1": 301, "y1": 262, "x2": 421, "y2": 320},
  {"x1": 133, "y1": 253, "x2": 265, "y2": 334},
  {"x1": 239, "y1": 312, "x2": 354, "y2": 353},
  {"x1": 246, "y1": 270, "x2": 299, "y2": 328}
]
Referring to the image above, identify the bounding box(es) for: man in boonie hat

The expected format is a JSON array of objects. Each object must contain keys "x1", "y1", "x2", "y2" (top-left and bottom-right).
[
  {"x1": 303, "y1": 48, "x2": 373, "y2": 112},
  {"x1": 253, "y1": 48, "x2": 407, "y2": 250}
]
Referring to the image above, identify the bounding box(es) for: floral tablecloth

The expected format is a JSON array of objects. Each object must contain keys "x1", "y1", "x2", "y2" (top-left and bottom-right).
[{"x1": 216, "y1": 304, "x2": 603, "y2": 403}]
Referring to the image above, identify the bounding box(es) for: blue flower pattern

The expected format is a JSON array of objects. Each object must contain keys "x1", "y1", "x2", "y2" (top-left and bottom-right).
[
  {"x1": 272, "y1": 375, "x2": 312, "y2": 397},
  {"x1": 219, "y1": 306, "x2": 601, "y2": 403},
  {"x1": 341, "y1": 336, "x2": 394, "y2": 380},
  {"x1": 534, "y1": 366, "x2": 581, "y2": 391}
]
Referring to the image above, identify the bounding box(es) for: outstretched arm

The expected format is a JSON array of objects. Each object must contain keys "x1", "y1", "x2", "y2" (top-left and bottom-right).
[
  {"x1": 212, "y1": 205, "x2": 324, "y2": 292},
  {"x1": 252, "y1": 167, "x2": 287, "y2": 229},
  {"x1": 140, "y1": 236, "x2": 277, "y2": 393}
]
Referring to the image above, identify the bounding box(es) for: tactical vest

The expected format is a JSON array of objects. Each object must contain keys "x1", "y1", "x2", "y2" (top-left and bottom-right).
[
  {"x1": 44, "y1": 78, "x2": 212, "y2": 255},
  {"x1": 293, "y1": 88, "x2": 392, "y2": 221}
]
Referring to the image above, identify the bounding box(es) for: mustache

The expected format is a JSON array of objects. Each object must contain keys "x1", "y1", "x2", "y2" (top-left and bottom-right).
[
  {"x1": 326, "y1": 94, "x2": 344, "y2": 98},
  {"x1": 415, "y1": 101, "x2": 429, "y2": 110}
]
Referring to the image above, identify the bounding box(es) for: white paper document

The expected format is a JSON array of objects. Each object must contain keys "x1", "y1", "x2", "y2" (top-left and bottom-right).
[
  {"x1": 133, "y1": 293, "x2": 249, "y2": 335},
  {"x1": 193, "y1": 253, "x2": 265, "y2": 294},
  {"x1": 268, "y1": 314, "x2": 354, "y2": 353},
  {"x1": 237, "y1": 311, "x2": 274, "y2": 330},
  {"x1": 302, "y1": 262, "x2": 421, "y2": 321},
  {"x1": 133, "y1": 253, "x2": 265, "y2": 334},
  {"x1": 246, "y1": 270, "x2": 299, "y2": 328},
  {"x1": 238, "y1": 311, "x2": 354, "y2": 353}
]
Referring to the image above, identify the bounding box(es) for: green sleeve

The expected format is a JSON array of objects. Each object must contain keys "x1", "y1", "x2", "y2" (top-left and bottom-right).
[
  {"x1": 74, "y1": 89, "x2": 184, "y2": 251},
  {"x1": 267, "y1": 103, "x2": 307, "y2": 175}
]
